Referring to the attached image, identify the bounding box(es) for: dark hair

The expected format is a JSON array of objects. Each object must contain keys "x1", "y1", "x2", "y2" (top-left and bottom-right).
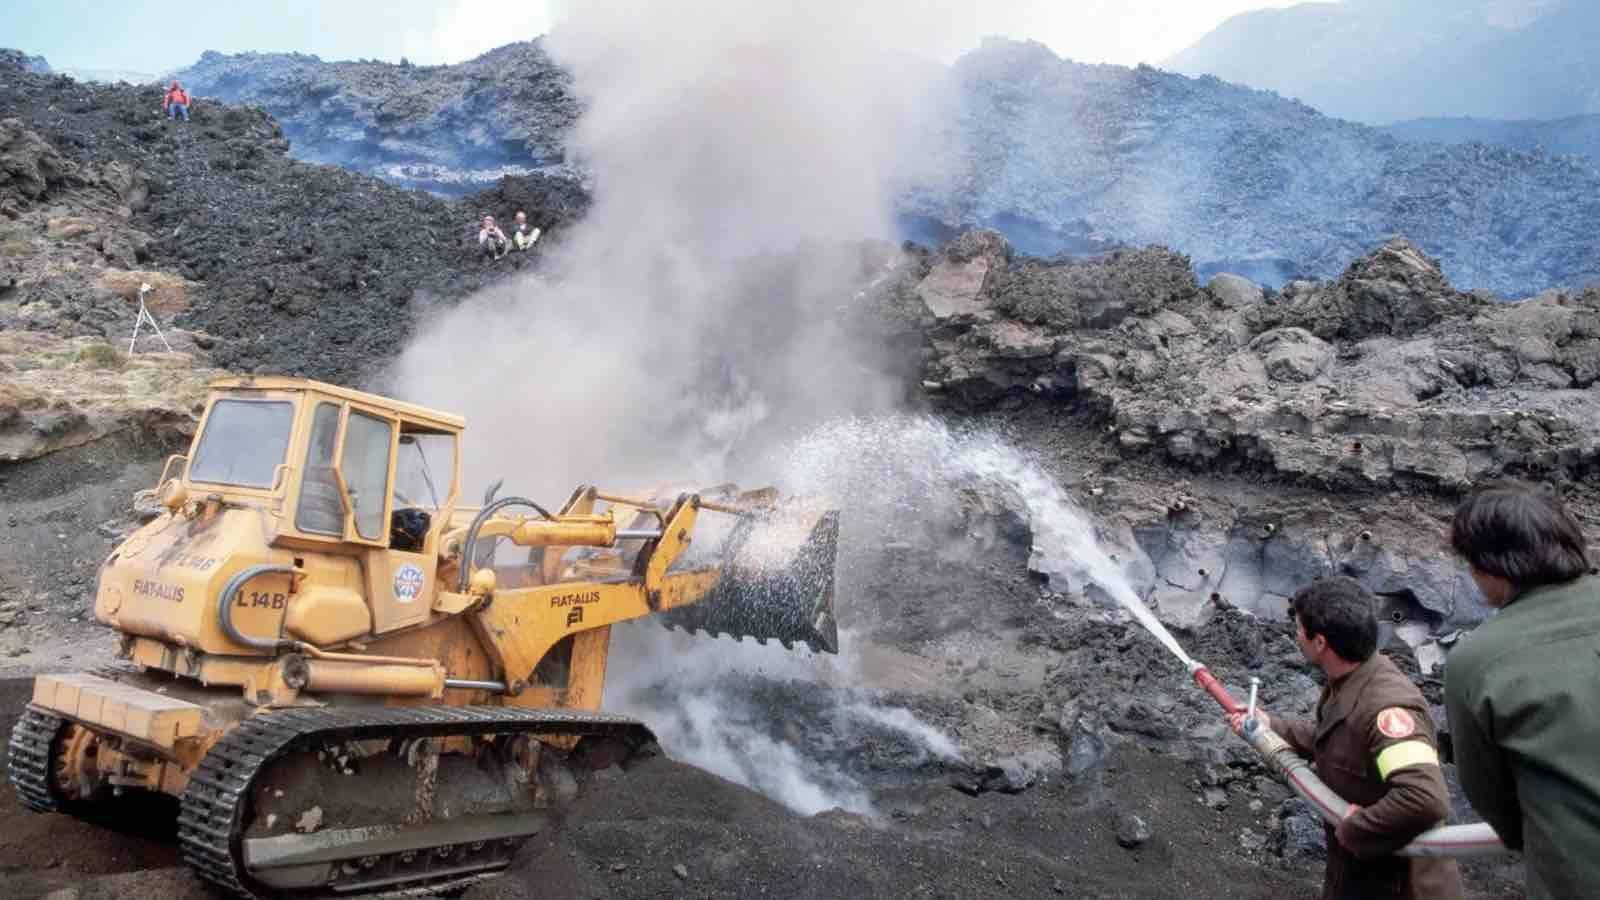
[
  {"x1": 1451, "y1": 484, "x2": 1589, "y2": 590},
  {"x1": 1290, "y1": 577, "x2": 1378, "y2": 663}
]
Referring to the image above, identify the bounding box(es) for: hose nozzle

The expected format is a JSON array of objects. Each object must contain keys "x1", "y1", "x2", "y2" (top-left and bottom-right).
[{"x1": 1191, "y1": 665, "x2": 1243, "y2": 715}]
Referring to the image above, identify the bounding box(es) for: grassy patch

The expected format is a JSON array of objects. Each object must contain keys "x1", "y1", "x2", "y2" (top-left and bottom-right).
[
  {"x1": 0, "y1": 381, "x2": 43, "y2": 422},
  {"x1": 75, "y1": 343, "x2": 128, "y2": 370},
  {"x1": 46, "y1": 217, "x2": 96, "y2": 241}
]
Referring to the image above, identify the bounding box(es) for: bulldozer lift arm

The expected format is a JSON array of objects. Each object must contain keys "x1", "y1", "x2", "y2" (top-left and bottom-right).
[
  {"x1": 465, "y1": 496, "x2": 711, "y2": 692},
  {"x1": 470, "y1": 568, "x2": 722, "y2": 695}
]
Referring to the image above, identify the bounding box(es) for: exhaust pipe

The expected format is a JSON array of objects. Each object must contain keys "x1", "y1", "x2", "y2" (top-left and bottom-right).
[{"x1": 1188, "y1": 664, "x2": 1505, "y2": 858}]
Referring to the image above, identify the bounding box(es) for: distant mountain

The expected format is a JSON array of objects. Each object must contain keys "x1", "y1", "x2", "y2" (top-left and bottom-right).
[
  {"x1": 1382, "y1": 114, "x2": 1600, "y2": 163},
  {"x1": 900, "y1": 38, "x2": 1600, "y2": 295},
  {"x1": 174, "y1": 43, "x2": 579, "y2": 196},
  {"x1": 1165, "y1": 0, "x2": 1600, "y2": 124}
]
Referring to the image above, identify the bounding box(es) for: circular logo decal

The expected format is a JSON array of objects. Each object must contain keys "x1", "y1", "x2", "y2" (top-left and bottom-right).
[
  {"x1": 394, "y1": 564, "x2": 425, "y2": 604},
  {"x1": 1376, "y1": 707, "x2": 1416, "y2": 739}
]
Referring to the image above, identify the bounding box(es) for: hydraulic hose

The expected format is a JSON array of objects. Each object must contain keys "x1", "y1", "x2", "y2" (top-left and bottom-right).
[
  {"x1": 455, "y1": 496, "x2": 555, "y2": 592},
  {"x1": 1189, "y1": 665, "x2": 1506, "y2": 858},
  {"x1": 219, "y1": 563, "x2": 300, "y2": 652}
]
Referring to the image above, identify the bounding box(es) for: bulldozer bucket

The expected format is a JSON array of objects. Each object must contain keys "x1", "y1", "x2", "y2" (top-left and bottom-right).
[{"x1": 660, "y1": 508, "x2": 840, "y2": 654}]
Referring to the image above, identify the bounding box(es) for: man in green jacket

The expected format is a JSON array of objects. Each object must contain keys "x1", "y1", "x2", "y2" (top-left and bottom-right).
[{"x1": 1446, "y1": 484, "x2": 1600, "y2": 899}]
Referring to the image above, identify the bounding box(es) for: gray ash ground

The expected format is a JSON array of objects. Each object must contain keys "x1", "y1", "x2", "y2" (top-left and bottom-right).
[{"x1": 0, "y1": 608, "x2": 1524, "y2": 899}]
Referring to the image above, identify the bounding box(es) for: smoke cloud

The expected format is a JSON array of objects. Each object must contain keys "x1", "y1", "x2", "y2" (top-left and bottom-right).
[
  {"x1": 385, "y1": 0, "x2": 963, "y2": 814},
  {"x1": 386, "y1": 0, "x2": 948, "y2": 500}
]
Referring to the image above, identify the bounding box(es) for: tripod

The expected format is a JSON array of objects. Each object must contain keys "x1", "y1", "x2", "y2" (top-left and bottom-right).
[{"x1": 128, "y1": 282, "x2": 173, "y2": 354}]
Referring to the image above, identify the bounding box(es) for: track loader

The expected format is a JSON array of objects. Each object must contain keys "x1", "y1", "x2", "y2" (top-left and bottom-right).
[{"x1": 7, "y1": 376, "x2": 839, "y2": 897}]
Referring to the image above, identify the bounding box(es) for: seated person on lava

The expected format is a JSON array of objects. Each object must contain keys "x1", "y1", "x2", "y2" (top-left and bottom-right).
[
  {"x1": 512, "y1": 210, "x2": 542, "y2": 251},
  {"x1": 478, "y1": 215, "x2": 509, "y2": 259}
]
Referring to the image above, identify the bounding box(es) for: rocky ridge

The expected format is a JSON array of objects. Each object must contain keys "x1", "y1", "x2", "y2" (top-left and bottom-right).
[
  {"x1": 918, "y1": 232, "x2": 1600, "y2": 494},
  {"x1": 166, "y1": 38, "x2": 1600, "y2": 295},
  {"x1": 0, "y1": 51, "x2": 49, "y2": 76},
  {"x1": 174, "y1": 43, "x2": 580, "y2": 195},
  {"x1": 1382, "y1": 113, "x2": 1600, "y2": 166},
  {"x1": 0, "y1": 103, "x2": 218, "y2": 462},
  {"x1": 892, "y1": 229, "x2": 1600, "y2": 641},
  {"x1": 902, "y1": 38, "x2": 1600, "y2": 295},
  {"x1": 0, "y1": 58, "x2": 579, "y2": 398}
]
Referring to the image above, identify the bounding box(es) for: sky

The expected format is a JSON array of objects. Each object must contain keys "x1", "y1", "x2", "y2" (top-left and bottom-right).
[{"x1": 11, "y1": 0, "x2": 1310, "y2": 78}]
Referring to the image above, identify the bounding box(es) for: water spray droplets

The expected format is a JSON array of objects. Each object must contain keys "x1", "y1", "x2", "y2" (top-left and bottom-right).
[{"x1": 774, "y1": 416, "x2": 1199, "y2": 669}]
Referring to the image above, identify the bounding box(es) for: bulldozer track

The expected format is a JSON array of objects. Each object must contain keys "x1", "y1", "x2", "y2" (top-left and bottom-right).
[
  {"x1": 179, "y1": 704, "x2": 651, "y2": 899},
  {"x1": 8, "y1": 706, "x2": 66, "y2": 813}
]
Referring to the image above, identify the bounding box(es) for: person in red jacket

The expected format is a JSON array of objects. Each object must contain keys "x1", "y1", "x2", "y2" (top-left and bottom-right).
[{"x1": 163, "y1": 81, "x2": 191, "y2": 121}]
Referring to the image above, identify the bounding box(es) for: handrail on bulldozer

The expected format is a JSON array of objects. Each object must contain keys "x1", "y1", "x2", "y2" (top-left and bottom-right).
[{"x1": 593, "y1": 490, "x2": 762, "y2": 518}]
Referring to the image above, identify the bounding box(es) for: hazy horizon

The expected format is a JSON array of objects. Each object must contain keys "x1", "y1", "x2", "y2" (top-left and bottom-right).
[{"x1": 13, "y1": 0, "x2": 1310, "y2": 78}]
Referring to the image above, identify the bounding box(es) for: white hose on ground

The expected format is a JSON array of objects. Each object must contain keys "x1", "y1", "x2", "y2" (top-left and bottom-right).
[{"x1": 1241, "y1": 721, "x2": 1506, "y2": 858}]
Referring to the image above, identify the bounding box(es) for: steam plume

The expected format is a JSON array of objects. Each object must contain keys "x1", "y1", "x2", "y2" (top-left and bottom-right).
[
  {"x1": 386, "y1": 0, "x2": 946, "y2": 498},
  {"x1": 384, "y1": 0, "x2": 957, "y2": 815}
]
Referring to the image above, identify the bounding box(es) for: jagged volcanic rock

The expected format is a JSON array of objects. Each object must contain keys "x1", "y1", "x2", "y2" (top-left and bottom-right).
[
  {"x1": 1381, "y1": 115, "x2": 1600, "y2": 167},
  {"x1": 902, "y1": 38, "x2": 1600, "y2": 295},
  {"x1": 0, "y1": 51, "x2": 49, "y2": 76},
  {"x1": 919, "y1": 232, "x2": 1600, "y2": 496},
  {"x1": 0, "y1": 108, "x2": 218, "y2": 461},
  {"x1": 174, "y1": 43, "x2": 581, "y2": 196},
  {"x1": 156, "y1": 37, "x2": 1600, "y2": 296},
  {"x1": 0, "y1": 62, "x2": 560, "y2": 387}
]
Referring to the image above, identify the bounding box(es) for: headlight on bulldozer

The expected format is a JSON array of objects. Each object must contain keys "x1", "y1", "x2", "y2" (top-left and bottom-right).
[
  {"x1": 470, "y1": 568, "x2": 497, "y2": 596},
  {"x1": 159, "y1": 478, "x2": 189, "y2": 512}
]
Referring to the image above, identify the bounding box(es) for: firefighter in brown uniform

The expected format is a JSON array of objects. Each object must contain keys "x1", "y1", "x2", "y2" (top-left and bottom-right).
[{"x1": 1230, "y1": 577, "x2": 1463, "y2": 899}]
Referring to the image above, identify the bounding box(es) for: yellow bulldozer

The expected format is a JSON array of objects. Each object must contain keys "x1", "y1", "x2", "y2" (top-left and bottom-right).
[{"x1": 7, "y1": 376, "x2": 839, "y2": 897}]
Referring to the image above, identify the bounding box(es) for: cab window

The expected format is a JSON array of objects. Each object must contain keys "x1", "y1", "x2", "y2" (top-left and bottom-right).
[
  {"x1": 341, "y1": 411, "x2": 394, "y2": 541},
  {"x1": 188, "y1": 400, "x2": 294, "y2": 489},
  {"x1": 295, "y1": 402, "x2": 344, "y2": 535},
  {"x1": 395, "y1": 430, "x2": 456, "y2": 509}
]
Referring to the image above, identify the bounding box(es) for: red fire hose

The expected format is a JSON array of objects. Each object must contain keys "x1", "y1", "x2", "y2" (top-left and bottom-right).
[{"x1": 1188, "y1": 664, "x2": 1505, "y2": 858}]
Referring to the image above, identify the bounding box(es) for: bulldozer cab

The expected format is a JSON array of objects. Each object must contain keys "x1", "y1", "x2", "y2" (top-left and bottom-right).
[
  {"x1": 139, "y1": 377, "x2": 468, "y2": 640},
  {"x1": 180, "y1": 377, "x2": 463, "y2": 549}
]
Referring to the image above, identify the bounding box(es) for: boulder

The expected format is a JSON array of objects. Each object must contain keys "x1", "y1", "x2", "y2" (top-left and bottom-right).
[
  {"x1": 0, "y1": 119, "x2": 75, "y2": 201},
  {"x1": 978, "y1": 747, "x2": 1064, "y2": 794},
  {"x1": 917, "y1": 255, "x2": 993, "y2": 319},
  {"x1": 1208, "y1": 273, "x2": 1263, "y2": 308},
  {"x1": 992, "y1": 246, "x2": 1197, "y2": 330},
  {"x1": 1249, "y1": 327, "x2": 1332, "y2": 382},
  {"x1": 1275, "y1": 798, "x2": 1327, "y2": 863},
  {"x1": 1300, "y1": 238, "x2": 1474, "y2": 340},
  {"x1": 1115, "y1": 813, "x2": 1152, "y2": 849},
  {"x1": 1063, "y1": 716, "x2": 1110, "y2": 778},
  {"x1": 1201, "y1": 350, "x2": 1268, "y2": 396},
  {"x1": 916, "y1": 231, "x2": 1010, "y2": 320}
]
